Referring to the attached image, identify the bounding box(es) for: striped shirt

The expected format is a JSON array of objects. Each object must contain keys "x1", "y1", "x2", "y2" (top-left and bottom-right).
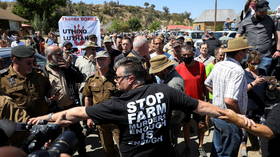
[{"x1": 204, "y1": 58, "x2": 248, "y2": 114}]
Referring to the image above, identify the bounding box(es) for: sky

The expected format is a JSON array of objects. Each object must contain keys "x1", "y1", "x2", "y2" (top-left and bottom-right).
[
  {"x1": 3, "y1": 0, "x2": 279, "y2": 18},
  {"x1": 71, "y1": 0, "x2": 279, "y2": 18}
]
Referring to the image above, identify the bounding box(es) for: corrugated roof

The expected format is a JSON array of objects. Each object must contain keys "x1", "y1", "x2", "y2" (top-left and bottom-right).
[
  {"x1": 0, "y1": 8, "x2": 28, "y2": 22},
  {"x1": 167, "y1": 25, "x2": 193, "y2": 30},
  {"x1": 194, "y1": 9, "x2": 238, "y2": 23}
]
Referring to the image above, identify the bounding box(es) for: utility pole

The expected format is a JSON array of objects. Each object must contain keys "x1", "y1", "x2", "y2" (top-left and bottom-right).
[{"x1": 214, "y1": 0, "x2": 217, "y2": 31}]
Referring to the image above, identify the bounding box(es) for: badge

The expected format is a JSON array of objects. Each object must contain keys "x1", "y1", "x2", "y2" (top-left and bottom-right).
[{"x1": 8, "y1": 77, "x2": 16, "y2": 87}]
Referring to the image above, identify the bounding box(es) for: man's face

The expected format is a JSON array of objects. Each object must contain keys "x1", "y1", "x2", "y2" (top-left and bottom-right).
[
  {"x1": 50, "y1": 50, "x2": 64, "y2": 65},
  {"x1": 200, "y1": 44, "x2": 208, "y2": 55},
  {"x1": 104, "y1": 42, "x2": 113, "y2": 50},
  {"x1": 238, "y1": 49, "x2": 249, "y2": 63},
  {"x1": 115, "y1": 66, "x2": 131, "y2": 91},
  {"x1": 121, "y1": 39, "x2": 132, "y2": 52},
  {"x1": 85, "y1": 47, "x2": 96, "y2": 57},
  {"x1": 215, "y1": 50, "x2": 225, "y2": 62},
  {"x1": 65, "y1": 44, "x2": 72, "y2": 50},
  {"x1": 96, "y1": 57, "x2": 110, "y2": 70},
  {"x1": 90, "y1": 37, "x2": 97, "y2": 43},
  {"x1": 155, "y1": 69, "x2": 167, "y2": 80},
  {"x1": 152, "y1": 39, "x2": 163, "y2": 52},
  {"x1": 180, "y1": 49, "x2": 194, "y2": 58},
  {"x1": 14, "y1": 57, "x2": 34, "y2": 75},
  {"x1": 173, "y1": 45, "x2": 181, "y2": 55},
  {"x1": 256, "y1": 11, "x2": 267, "y2": 19},
  {"x1": 116, "y1": 38, "x2": 122, "y2": 50}
]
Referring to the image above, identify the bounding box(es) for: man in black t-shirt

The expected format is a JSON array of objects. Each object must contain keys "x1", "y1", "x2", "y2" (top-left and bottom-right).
[
  {"x1": 220, "y1": 104, "x2": 280, "y2": 157},
  {"x1": 29, "y1": 57, "x2": 254, "y2": 157}
]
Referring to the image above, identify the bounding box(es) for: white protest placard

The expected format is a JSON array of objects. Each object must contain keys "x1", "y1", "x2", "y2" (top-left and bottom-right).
[{"x1": 58, "y1": 16, "x2": 101, "y2": 48}]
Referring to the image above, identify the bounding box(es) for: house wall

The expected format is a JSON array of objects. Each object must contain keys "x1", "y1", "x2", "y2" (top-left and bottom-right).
[{"x1": 193, "y1": 22, "x2": 224, "y2": 31}]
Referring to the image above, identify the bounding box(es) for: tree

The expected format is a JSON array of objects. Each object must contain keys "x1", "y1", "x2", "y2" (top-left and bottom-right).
[
  {"x1": 162, "y1": 6, "x2": 169, "y2": 15},
  {"x1": 13, "y1": 0, "x2": 66, "y2": 33},
  {"x1": 148, "y1": 21, "x2": 161, "y2": 32},
  {"x1": 150, "y1": 4, "x2": 155, "y2": 10},
  {"x1": 144, "y1": 2, "x2": 149, "y2": 8},
  {"x1": 127, "y1": 18, "x2": 142, "y2": 31}
]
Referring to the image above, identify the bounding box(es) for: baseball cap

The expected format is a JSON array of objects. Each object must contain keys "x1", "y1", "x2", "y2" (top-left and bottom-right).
[{"x1": 256, "y1": 0, "x2": 270, "y2": 12}]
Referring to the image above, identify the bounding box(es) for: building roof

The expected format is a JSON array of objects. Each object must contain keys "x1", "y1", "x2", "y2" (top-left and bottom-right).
[
  {"x1": 167, "y1": 25, "x2": 193, "y2": 30},
  {"x1": 194, "y1": 9, "x2": 238, "y2": 23},
  {"x1": 0, "y1": 8, "x2": 28, "y2": 22}
]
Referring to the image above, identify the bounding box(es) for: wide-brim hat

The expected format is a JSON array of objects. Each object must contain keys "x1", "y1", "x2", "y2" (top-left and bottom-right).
[
  {"x1": 82, "y1": 41, "x2": 99, "y2": 50},
  {"x1": 223, "y1": 37, "x2": 252, "y2": 53},
  {"x1": 95, "y1": 50, "x2": 110, "y2": 59},
  {"x1": 103, "y1": 36, "x2": 113, "y2": 43},
  {"x1": 149, "y1": 55, "x2": 175, "y2": 74}
]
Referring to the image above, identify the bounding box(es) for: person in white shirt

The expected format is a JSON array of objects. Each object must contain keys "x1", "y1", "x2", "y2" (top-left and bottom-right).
[{"x1": 11, "y1": 35, "x2": 25, "y2": 47}]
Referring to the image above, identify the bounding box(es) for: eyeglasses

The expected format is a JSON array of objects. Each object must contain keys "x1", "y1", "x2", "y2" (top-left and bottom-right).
[{"x1": 114, "y1": 75, "x2": 131, "y2": 81}]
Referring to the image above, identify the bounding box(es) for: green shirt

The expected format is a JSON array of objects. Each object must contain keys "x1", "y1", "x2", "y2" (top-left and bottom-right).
[{"x1": 205, "y1": 63, "x2": 215, "y2": 100}]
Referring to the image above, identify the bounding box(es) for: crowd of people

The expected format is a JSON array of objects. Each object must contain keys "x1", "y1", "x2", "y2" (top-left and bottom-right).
[{"x1": 0, "y1": 0, "x2": 280, "y2": 157}]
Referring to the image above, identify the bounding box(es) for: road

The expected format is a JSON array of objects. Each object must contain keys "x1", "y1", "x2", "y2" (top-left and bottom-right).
[{"x1": 75, "y1": 125, "x2": 261, "y2": 157}]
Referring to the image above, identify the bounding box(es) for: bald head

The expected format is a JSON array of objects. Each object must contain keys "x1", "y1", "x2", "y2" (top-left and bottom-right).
[
  {"x1": 133, "y1": 36, "x2": 149, "y2": 57},
  {"x1": 45, "y1": 45, "x2": 62, "y2": 58},
  {"x1": 0, "y1": 146, "x2": 26, "y2": 157}
]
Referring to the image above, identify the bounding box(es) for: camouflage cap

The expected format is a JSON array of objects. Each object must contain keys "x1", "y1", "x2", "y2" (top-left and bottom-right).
[{"x1": 11, "y1": 45, "x2": 35, "y2": 58}]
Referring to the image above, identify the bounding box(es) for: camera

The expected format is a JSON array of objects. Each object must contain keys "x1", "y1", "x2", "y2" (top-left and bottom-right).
[
  {"x1": 21, "y1": 120, "x2": 62, "y2": 153},
  {"x1": 0, "y1": 120, "x2": 78, "y2": 157},
  {"x1": 28, "y1": 131, "x2": 78, "y2": 157}
]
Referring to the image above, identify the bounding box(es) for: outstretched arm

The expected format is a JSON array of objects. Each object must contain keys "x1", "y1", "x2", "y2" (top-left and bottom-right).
[
  {"x1": 194, "y1": 100, "x2": 225, "y2": 118},
  {"x1": 28, "y1": 107, "x2": 89, "y2": 125},
  {"x1": 220, "y1": 109, "x2": 274, "y2": 139}
]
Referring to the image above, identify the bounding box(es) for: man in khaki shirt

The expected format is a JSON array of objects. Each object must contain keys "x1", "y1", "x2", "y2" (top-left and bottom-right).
[
  {"x1": 83, "y1": 51, "x2": 120, "y2": 157},
  {"x1": 0, "y1": 46, "x2": 50, "y2": 122}
]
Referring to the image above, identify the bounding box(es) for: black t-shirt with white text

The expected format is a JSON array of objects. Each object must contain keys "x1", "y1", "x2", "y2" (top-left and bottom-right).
[{"x1": 86, "y1": 83, "x2": 198, "y2": 157}]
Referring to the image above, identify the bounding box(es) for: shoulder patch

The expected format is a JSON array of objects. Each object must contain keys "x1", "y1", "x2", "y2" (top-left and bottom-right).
[{"x1": 0, "y1": 68, "x2": 9, "y2": 76}]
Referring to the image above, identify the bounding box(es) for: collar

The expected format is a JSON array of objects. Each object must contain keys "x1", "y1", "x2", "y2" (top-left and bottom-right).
[
  {"x1": 163, "y1": 69, "x2": 176, "y2": 83},
  {"x1": 8, "y1": 65, "x2": 28, "y2": 79},
  {"x1": 226, "y1": 57, "x2": 241, "y2": 66}
]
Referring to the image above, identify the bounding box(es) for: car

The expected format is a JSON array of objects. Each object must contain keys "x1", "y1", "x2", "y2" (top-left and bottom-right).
[
  {"x1": 214, "y1": 31, "x2": 237, "y2": 39},
  {"x1": 183, "y1": 30, "x2": 204, "y2": 43},
  {"x1": 0, "y1": 47, "x2": 46, "y2": 70}
]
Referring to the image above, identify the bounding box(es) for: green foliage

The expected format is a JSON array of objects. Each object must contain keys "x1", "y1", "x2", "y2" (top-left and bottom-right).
[
  {"x1": 144, "y1": 2, "x2": 149, "y2": 8},
  {"x1": 12, "y1": 0, "x2": 66, "y2": 33},
  {"x1": 31, "y1": 12, "x2": 48, "y2": 34},
  {"x1": 127, "y1": 18, "x2": 142, "y2": 31},
  {"x1": 216, "y1": 23, "x2": 224, "y2": 31},
  {"x1": 108, "y1": 19, "x2": 129, "y2": 33},
  {"x1": 150, "y1": 4, "x2": 155, "y2": 10},
  {"x1": 148, "y1": 21, "x2": 161, "y2": 32}
]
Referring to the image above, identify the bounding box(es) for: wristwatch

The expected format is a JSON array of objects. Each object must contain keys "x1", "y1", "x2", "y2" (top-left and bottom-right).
[{"x1": 47, "y1": 113, "x2": 54, "y2": 121}]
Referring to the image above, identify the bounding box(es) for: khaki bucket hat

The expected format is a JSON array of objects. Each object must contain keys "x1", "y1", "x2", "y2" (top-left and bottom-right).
[
  {"x1": 223, "y1": 37, "x2": 252, "y2": 53},
  {"x1": 149, "y1": 55, "x2": 175, "y2": 74},
  {"x1": 82, "y1": 41, "x2": 99, "y2": 50}
]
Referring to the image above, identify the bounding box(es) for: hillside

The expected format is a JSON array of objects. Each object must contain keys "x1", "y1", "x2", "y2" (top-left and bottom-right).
[{"x1": 1, "y1": 1, "x2": 192, "y2": 32}]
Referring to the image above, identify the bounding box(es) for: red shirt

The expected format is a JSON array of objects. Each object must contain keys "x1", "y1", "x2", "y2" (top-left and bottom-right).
[{"x1": 175, "y1": 61, "x2": 206, "y2": 100}]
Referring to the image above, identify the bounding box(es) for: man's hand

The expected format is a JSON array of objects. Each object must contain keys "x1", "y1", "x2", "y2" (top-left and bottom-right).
[
  {"x1": 28, "y1": 114, "x2": 49, "y2": 125},
  {"x1": 218, "y1": 109, "x2": 256, "y2": 128},
  {"x1": 272, "y1": 51, "x2": 280, "y2": 58},
  {"x1": 87, "y1": 119, "x2": 95, "y2": 128}
]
